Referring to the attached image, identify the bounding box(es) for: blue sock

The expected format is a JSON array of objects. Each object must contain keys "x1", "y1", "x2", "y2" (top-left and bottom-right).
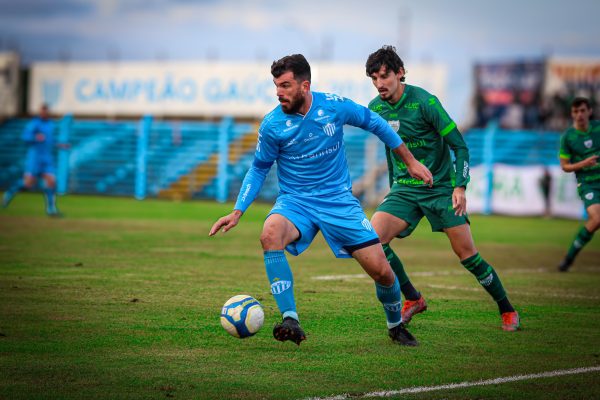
[
  {"x1": 43, "y1": 187, "x2": 57, "y2": 214},
  {"x1": 264, "y1": 250, "x2": 298, "y2": 321},
  {"x1": 375, "y1": 275, "x2": 402, "y2": 329},
  {"x1": 264, "y1": 250, "x2": 298, "y2": 320},
  {"x1": 3, "y1": 179, "x2": 24, "y2": 207}
]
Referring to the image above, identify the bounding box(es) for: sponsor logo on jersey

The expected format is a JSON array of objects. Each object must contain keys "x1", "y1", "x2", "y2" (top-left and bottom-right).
[
  {"x1": 288, "y1": 141, "x2": 340, "y2": 160},
  {"x1": 404, "y1": 102, "x2": 419, "y2": 110},
  {"x1": 284, "y1": 123, "x2": 299, "y2": 132},
  {"x1": 463, "y1": 161, "x2": 469, "y2": 178},
  {"x1": 256, "y1": 132, "x2": 262, "y2": 152},
  {"x1": 584, "y1": 139, "x2": 593, "y2": 148},
  {"x1": 304, "y1": 132, "x2": 320, "y2": 143},
  {"x1": 361, "y1": 218, "x2": 373, "y2": 231},
  {"x1": 284, "y1": 138, "x2": 297, "y2": 148},
  {"x1": 241, "y1": 183, "x2": 252, "y2": 202},
  {"x1": 325, "y1": 93, "x2": 344, "y2": 102},
  {"x1": 271, "y1": 280, "x2": 292, "y2": 295},
  {"x1": 479, "y1": 274, "x2": 494, "y2": 287},
  {"x1": 383, "y1": 301, "x2": 402, "y2": 312},
  {"x1": 323, "y1": 122, "x2": 336, "y2": 137},
  {"x1": 388, "y1": 120, "x2": 400, "y2": 131},
  {"x1": 585, "y1": 192, "x2": 594, "y2": 200}
]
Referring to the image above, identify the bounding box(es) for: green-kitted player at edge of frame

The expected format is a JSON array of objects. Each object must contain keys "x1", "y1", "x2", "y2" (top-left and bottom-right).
[
  {"x1": 557, "y1": 97, "x2": 600, "y2": 272},
  {"x1": 365, "y1": 45, "x2": 520, "y2": 331}
]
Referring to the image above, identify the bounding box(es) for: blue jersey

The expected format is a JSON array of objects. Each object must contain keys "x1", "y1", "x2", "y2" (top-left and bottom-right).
[
  {"x1": 234, "y1": 91, "x2": 403, "y2": 212},
  {"x1": 22, "y1": 117, "x2": 55, "y2": 161}
]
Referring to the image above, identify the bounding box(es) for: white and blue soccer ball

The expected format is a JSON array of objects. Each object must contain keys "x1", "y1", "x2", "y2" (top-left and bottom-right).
[{"x1": 220, "y1": 295, "x2": 264, "y2": 338}]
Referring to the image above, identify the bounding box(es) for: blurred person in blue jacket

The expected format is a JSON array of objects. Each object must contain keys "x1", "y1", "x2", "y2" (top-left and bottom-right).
[{"x1": 2, "y1": 104, "x2": 67, "y2": 216}]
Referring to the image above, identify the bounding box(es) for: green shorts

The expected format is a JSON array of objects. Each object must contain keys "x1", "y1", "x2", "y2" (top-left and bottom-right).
[
  {"x1": 577, "y1": 183, "x2": 600, "y2": 208},
  {"x1": 376, "y1": 185, "x2": 469, "y2": 238}
]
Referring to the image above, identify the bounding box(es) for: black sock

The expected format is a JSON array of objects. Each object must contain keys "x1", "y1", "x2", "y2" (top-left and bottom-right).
[{"x1": 497, "y1": 297, "x2": 515, "y2": 314}]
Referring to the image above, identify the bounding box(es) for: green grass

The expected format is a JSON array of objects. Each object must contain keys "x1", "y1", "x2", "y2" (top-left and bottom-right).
[{"x1": 1, "y1": 193, "x2": 599, "y2": 399}]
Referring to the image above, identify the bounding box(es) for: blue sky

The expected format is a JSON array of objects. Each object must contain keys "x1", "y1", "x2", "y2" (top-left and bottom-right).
[{"x1": 1, "y1": 0, "x2": 599, "y2": 122}]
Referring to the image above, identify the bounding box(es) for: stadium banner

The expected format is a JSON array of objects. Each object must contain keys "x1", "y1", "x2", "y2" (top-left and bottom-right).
[
  {"x1": 29, "y1": 61, "x2": 446, "y2": 117},
  {"x1": 548, "y1": 166, "x2": 585, "y2": 219},
  {"x1": 0, "y1": 52, "x2": 20, "y2": 118},
  {"x1": 466, "y1": 164, "x2": 582, "y2": 218},
  {"x1": 472, "y1": 60, "x2": 545, "y2": 129},
  {"x1": 542, "y1": 57, "x2": 600, "y2": 130}
]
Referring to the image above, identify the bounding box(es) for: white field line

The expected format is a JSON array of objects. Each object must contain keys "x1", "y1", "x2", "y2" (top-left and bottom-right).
[{"x1": 304, "y1": 366, "x2": 600, "y2": 400}]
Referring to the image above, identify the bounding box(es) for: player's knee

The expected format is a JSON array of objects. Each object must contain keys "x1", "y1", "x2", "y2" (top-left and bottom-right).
[
  {"x1": 259, "y1": 229, "x2": 283, "y2": 250},
  {"x1": 369, "y1": 263, "x2": 395, "y2": 285},
  {"x1": 588, "y1": 216, "x2": 600, "y2": 232}
]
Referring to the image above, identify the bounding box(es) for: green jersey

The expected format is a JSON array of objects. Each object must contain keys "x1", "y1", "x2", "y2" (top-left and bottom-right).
[
  {"x1": 559, "y1": 120, "x2": 600, "y2": 186},
  {"x1": 368, "y1": 84, "x2": 469, "y2": 188}
]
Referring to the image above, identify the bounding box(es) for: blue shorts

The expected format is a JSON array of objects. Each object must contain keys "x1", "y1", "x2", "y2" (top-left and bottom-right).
[
  {"x1": 25, "y1": 154, "x2": 55, "y2": 177},
  {"x1": 267, "y1": 191, "x2": 380, "y2": 258}
]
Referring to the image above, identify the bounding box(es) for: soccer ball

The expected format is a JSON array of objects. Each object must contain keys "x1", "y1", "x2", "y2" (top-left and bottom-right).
[{"x1": 220, "y1": 295, "x2": 264, "y2": 338}]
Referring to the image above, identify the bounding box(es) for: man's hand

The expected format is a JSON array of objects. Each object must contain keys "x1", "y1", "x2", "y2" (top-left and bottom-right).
[
  {"x1": 209, "y1": 210, "x2": 243, "y2": 236},
  {"x1": 393, "y1": 144, "x2": 433, "y2": 186},
  {"x1": 580, "y1": 155, "x2": 599, "y2": 168},
  {"x1": 452, "y1": 186, "x2": 467, "y2": 216},
  {"x1": 406, "y1": 159, "x2": 433, "y2": 187}
]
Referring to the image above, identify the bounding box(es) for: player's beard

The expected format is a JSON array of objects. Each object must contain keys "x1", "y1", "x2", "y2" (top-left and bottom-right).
[{"x1": 279, "y1": 89, "x2": 305, "y2": 114}]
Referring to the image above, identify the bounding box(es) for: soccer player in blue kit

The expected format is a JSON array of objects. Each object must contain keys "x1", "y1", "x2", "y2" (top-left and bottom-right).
[
  {"x1": 2, "y1": 104, "x2": 64, "y2": 216},
  {"x1": 210, "y1": 54, "x2": 433, "y2": 346}
]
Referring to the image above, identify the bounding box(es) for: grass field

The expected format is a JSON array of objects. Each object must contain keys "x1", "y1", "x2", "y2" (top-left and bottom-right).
[{"x1": 1, "y1": 193, "x2": 599, "y2": 399}]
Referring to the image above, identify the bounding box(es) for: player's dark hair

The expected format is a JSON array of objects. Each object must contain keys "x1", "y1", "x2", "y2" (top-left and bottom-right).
[
  {"x1": 571, "y1": 97, "x2": 591, "y2": 109},
  {"x1": 365, "y1": 45, "x2": 405, "y2": 82},
  {"x1": 271, "y1": 54, "x2": 311, "y2": 83}
]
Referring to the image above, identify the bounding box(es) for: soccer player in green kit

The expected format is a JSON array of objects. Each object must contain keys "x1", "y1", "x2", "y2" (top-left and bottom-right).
[
  {"x1": 364, "y1": 45, "x2": 520, "y2": 331},
  {"x1": 557, "y1": 97, "x2": 600, "y2": 271}
]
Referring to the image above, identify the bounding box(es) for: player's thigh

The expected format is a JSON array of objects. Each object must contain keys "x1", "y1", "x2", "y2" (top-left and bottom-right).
[
  {"x1": 444, "y1": 223, "x2": 477, "y2": 261},
  {"x1": 42, "y1": 173, "x2": 56, "y2": 188},
  {"x1": 585, "y1": 203, "x2": 600, "y2": 231},
  {"x1": 261, "y1": 213, "x2": 301, "y2": 249},
  {"x1": 422, "y1": 188, "x2": 469, "y2": 233},
  {"x1": 23, "y1": 173, "x2": 37, "y2": 188},
  {"x1": 371, "y1": 211, "x2": 411, "y2": 244},
  {"x1": 375, "y1": 190, "x2": 423, "y2": 239},
  {"x1": 352, "y1": 243, "x2": 394, "y2": 285}
]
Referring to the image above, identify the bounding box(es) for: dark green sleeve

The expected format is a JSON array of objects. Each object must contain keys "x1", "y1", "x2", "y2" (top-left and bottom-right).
[
  {"x1": 384, "y1": 145, "x2": 394, "y2": 188},
  {"x1": 559, "y1": 133, "x2": 571, "y2": 161},
  {"x1": 443, "y1": 128, "x2": 470, "y2": 188}
]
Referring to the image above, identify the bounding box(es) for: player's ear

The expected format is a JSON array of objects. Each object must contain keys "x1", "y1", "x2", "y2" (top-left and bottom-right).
[{"x1": 302, "y1": 80, "x2": 310, "y2": 92}]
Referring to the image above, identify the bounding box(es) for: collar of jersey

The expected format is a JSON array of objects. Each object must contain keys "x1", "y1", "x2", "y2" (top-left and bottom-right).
[{"x1": 382, "y1": 85, "x2": 410, "y2": 111}]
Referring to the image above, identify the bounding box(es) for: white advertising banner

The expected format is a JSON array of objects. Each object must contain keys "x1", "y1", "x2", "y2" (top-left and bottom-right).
[
  {"x1": 465, "y1": 165, "x2": 487, "y2": 214},
  {"x1": 29, "y1": 61, "x2": 447, "y2": 117},
  {"x1": 465, "y1": 164, "x2": 582, "y2": 217},
  {"x1": 549, "y1": 166, "x2": 585, "y2": 219},
  {"x1": 490, "y1": 164, "x2": 547, "y2": 215},
  {"x1": 0, "y1": 52, "x2": 20, "y2": 118}
]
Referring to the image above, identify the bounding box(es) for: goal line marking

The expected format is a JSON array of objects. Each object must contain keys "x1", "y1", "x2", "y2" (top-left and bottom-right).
[{"x1": 305, "y1": 365, "x2": 600, "y2": 400}]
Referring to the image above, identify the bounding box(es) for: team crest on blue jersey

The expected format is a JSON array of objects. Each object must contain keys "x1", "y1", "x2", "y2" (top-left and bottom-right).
[
  {"x1": 584, "y1": 139, "x2": 593, "y2": 148},
  {"x1": 323, "y1": 122, "x2": 336, "y2": 137},
  {"x1": 388, "y1": 120, "x2": 400, "y2": 131}
]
